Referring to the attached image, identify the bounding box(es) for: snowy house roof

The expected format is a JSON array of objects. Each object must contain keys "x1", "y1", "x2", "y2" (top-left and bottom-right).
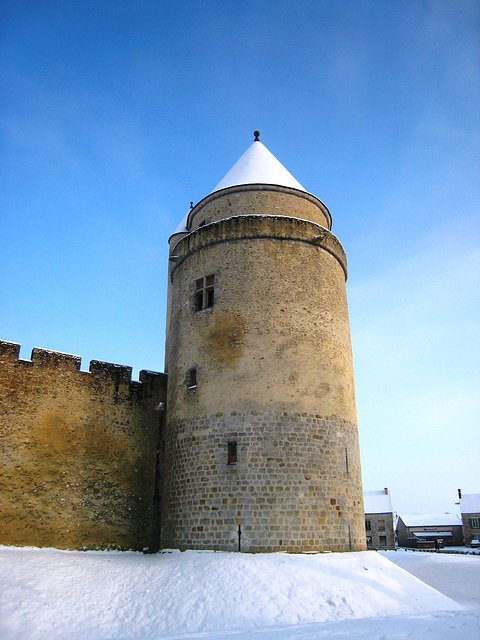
[
  {"x1": 364, "y1": 490, "x2": 393, "y2": 515},
  {"x1": 460, "y1": 494, "x2": 480, "y2": 514},
  {"x1": 171, "y1": 134, "x2": 306, "y2": 237},
  {"x1": 211, "y1": 138, "x2": 306, "y2": 194},
  {"x1": 399, "y1": 514, "x2": 462, "y2": 527}
]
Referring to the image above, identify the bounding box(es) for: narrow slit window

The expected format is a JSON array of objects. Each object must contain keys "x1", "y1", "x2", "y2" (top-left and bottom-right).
[
  {"x1": 195, "y1": 275, "x2": 215, "y2": 311},
  {"x1": 195, "y1": 278, "x2": 204, "y2": 311},
  {"x1": 188, "y1": 366, "x2": 197, "y2": 388},
  {"x1": 345, "y1": 447, "x2": 349, "y2": 473},
  {"x1": 228, "y1": 442, "x2": 237, "y2": 465},
  {"x1": 205, "y1": 275, "x2": 215, "y2": 308}
]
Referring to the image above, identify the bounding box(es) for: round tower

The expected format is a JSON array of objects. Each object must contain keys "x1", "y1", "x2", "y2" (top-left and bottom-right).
[{"x1": 162, "y1": 134, "x2": 365, "y2": 552}]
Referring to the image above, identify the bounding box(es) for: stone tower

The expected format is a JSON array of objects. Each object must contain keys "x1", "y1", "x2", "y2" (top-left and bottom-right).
[{"x1": 162, "y1": 133, "x2": 365, "y2": 552}]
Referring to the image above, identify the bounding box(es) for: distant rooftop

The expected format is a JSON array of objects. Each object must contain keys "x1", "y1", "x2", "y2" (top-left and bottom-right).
[
  {"x1": 364, "y1": 489, "x2": 393, "y2": 514},
  {"x1": 460, "y1": 494, "x2": 480, "y2": 514},
  {"x1": 399, "y1": 513, "x2": 462, "y2": 527}
]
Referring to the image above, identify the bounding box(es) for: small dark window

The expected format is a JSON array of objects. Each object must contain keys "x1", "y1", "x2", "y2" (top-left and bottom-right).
[
  {"x1": 195, "y1": 275, "x2": 215, "y2": 311},
  {"x1": 228, "y1": 442, "x2": 237, "y2": 464},
  {"x1": 187, "y1": 367, "x2": 197, "y2": 388},
  {"x1": 365, "y1": 520, "x2": 371, "y2": 531}
]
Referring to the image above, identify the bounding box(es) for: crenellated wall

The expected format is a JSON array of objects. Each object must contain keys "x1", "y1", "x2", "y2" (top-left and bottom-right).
[{"x1": 0, "y1": 340, "x2": 167, "y2": 552}]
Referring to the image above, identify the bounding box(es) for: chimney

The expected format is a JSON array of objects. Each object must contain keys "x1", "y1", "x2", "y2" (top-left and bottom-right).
[
  {"x1": 458, "y1": 489, "x2": 462, "y2": 500},
  {"x1": 384, "y1": 488, "x2": 389, "y2": 494}
]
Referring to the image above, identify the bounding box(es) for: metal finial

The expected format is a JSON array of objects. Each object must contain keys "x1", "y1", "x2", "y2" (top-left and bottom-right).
[
  {"x1": 254, "y1": 130, "x2": 260, "y2": 141},
  {"x1": 190, "y1": 201, "x2": 193, "y2": 209}
]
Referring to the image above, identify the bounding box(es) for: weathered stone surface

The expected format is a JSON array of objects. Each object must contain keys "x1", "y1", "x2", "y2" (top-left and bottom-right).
[
  {"x1": 161, "y1": 411, "x2": 364, "y2": 552},
  {"x1": 0, "y1": 341, "x2": 166, "y2": 551},
  {"x1": 186, "y1": 184, "x2": 332, "y2": 232},
  {"x1": 163, "y1": 184, "x2": 365, "y2": 552}
]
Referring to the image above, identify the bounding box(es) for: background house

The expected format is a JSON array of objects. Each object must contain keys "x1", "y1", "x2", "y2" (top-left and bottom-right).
[
  {"x1": 459, "y1": 492, "x2": 480, "y2": 547},
  {"x1": 396, "y1": 513, "x2": 463, "y2": 548},
  {"x1": 364, "y1": 488, "x2": 396, "y2": 550}
]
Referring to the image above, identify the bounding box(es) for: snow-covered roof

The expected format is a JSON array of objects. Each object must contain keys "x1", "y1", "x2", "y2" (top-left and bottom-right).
[
  {"x1": 171, "y1": 136, "x2": 307, "y2": 237},
  {"x1": 211, "y1": 139, "x2": 306, "y2": 193},
  {"x1": 460, "y1": 494, "x2": 480, "y2": 514},
  {"x1": 171, "y1": 211, "x2": 189, "y2": 236},
  {"x1": 412, "y1": 531, "x2": 453, "y2": 538},
  {"x1": 399, "y1": 514, "x2": 462, "y2": 527},
  {"x1": 364, "y1": 490, "x2": 393, "y2": 515}
]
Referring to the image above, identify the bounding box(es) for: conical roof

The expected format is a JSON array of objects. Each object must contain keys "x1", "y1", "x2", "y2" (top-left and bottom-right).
[
  {"x1": 171, "y1": 135, "x2": 306, "y2": 237},
  {"x1": 211, "y1": 139, "x2": 305, "y2": 193}
]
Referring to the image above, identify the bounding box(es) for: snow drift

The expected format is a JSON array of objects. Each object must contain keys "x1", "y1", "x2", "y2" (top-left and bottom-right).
[{"x1": 0, "y1": 546, "x2": 464, "y2": 640}]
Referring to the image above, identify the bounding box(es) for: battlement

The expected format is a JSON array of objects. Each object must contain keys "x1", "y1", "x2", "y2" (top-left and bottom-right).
[
  {"x1": 32, "y1": 347, "x2": 82, "y2": 371},
  {"x1": 0, "y1": 338, "x2": 167, "y2": 552},
  {"x1": 89, "y1": 359, "x2": 133, "y2": 382},
  {"x1": 0, "y1": 340, "x2": 166, "y2": 390}
]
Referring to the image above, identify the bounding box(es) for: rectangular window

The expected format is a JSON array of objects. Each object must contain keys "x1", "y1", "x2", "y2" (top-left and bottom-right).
[
  {"x1": 195, "y1": 278, "x2": 204, "y2": 311},
  {"x1": 188, "y1": 367, "x2": 197, "y2": 388},
  {"x1": 365, "y1": 520, "x2": 371, "y2": 531},
  {"x1": 379, "y1": 535, "x2": 387, "y2": 547},
  {"x1": 366, "y1": 536, "x2": 372, "y2": 548},
  {"x1": 470, "y1": 517, "x2": 480, "y2": 529},
  {"x1": 195, "y1": 275, "x2": 215, "y2": 311},
  {"x1": 228, "y1": 442, "x2": 237, "y2": 465},
  {"x1": 378, "y1": 519, "x2": 385, "y2": 531}
]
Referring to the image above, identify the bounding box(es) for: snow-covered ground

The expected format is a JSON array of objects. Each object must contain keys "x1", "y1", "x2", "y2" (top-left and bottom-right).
[{"x1": 1, "y1": 546, "x2": 479, "y2": 639}]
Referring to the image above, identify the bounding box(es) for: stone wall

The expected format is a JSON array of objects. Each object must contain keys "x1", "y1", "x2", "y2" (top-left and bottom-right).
[
  {"x1": 462, "y1": 513, "x2": 480, "y2": 547},
  {"x1": 163, "y1": 189, "x2": 365, "y2": 552},
  {"x1": 0, "y1": 340, "x2": 166, "y2": 551},
  {"x1": 166, "y1": 216, "x2": 355, "y2": 423},
  {"x1": 161, "y1": 411, "x2": 365, "y2": 552},
  {"x1": 365, "y1": 513, "x2": 396, "y2": 550},
  {"x1": 185, "y1": 184, "x2": 332, "y2": 232}
]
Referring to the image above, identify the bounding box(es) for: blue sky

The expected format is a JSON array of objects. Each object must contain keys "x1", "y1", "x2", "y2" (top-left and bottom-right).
[{"x1": 1, "y1": 1, "x2": 479, "y2": 517}]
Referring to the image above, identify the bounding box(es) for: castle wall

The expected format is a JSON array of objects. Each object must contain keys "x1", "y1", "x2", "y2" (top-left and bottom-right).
[
  {"x1": 162, "y1": 411, "x2": 364, "y2": 552},
  {"x1": 166, "y1": 216, "x2": 353, "y2": 422},
  {"x1": 0, "y1": 340, "x2": 166, "y2": 552},
  {"x1": 163, "y1": 212, "x2": 365, "y2": 552}
]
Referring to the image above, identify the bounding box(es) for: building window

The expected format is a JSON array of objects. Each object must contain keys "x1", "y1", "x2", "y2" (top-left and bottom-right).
[
  {"x1": 366, "y1": 536, "x2": 372, "y2": 548},
  {"x1": 365, "y1": 520, "x2": 371, "y2": 531},
  {"x1": 470, "y1": 517, "x2": 480, "y2": 529},
  {"x1": 379, "y1": 535, "x2": 387, "y2": 547},
  {"x1": 195, "y1": 275, "x2": 215, "y2": 311},
  {"x1": 228, "y1": 442, "x2": 237, "y2": 465},
  {"x1": 378, "y1": 519, "x2": 385, "y2": 531},
  {"x1": 187, "y1": 366, "x2": 198, "y2": 389}
]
